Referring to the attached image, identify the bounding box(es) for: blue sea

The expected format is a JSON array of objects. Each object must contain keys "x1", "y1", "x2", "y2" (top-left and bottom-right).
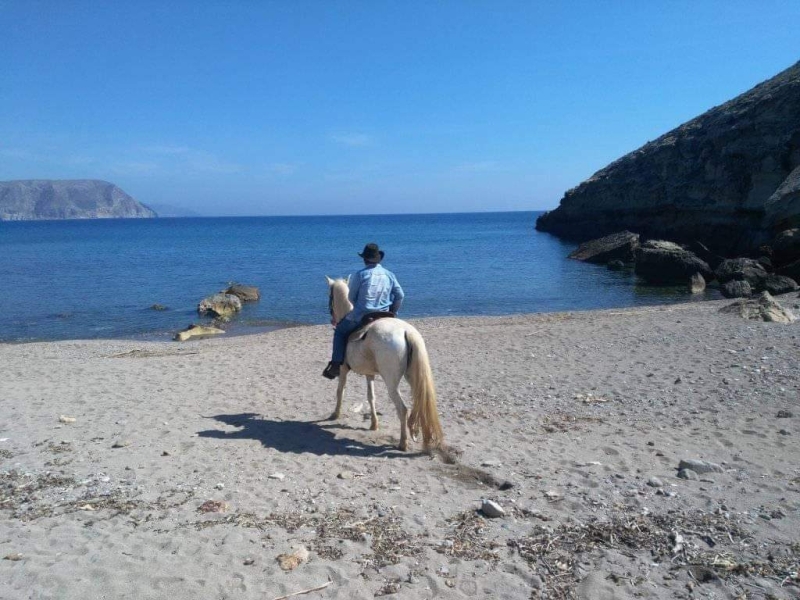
[{"x1": 0, "y1": 212, "x2": 716, "y2": 343}]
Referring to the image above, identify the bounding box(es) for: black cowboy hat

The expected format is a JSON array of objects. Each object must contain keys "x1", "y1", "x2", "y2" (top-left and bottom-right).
[{"x1": 358, "y1": 243, "x2": 385, "y2": 262}]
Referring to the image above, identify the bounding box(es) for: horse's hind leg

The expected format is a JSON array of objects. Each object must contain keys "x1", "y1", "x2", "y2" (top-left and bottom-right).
[
  {"x1": 330, "y1": 365, "x2": 349, "y2": 420},
  {"x1": 384, "y1": 373, "x2": 409, "y2": 451}
]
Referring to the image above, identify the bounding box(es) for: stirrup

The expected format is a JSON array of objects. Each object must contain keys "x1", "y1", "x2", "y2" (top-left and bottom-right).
[{"x1": 322, "y1": 361, "x2": 341, "y2": 379}]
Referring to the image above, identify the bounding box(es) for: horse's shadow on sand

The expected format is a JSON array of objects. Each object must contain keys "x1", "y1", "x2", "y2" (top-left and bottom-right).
[{"x1": 197, "y1": 412, "x2": 422, "y2": 458}]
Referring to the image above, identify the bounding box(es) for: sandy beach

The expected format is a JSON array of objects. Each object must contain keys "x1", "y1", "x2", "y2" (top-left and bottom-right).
[{"x1": 2, "y1": 297, "x2": 799, "y2": 600}]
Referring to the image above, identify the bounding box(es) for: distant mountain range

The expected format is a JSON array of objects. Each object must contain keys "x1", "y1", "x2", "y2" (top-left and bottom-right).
[{"x1": 0, "y1": 180, "x2": 157, "y2": 221}]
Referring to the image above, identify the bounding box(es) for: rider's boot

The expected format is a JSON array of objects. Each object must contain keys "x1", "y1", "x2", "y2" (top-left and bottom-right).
[{"x1": 322, "y1": 361, "x2": 342, "y2": 379}]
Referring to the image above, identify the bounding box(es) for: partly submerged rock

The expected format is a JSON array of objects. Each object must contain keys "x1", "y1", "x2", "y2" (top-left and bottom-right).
[
  {"x1": 607, "y1": 259, "x2": 625, "y2": 271},
  {"x1": 568, "y1": 230, "x2": 640, "y2": 264},
  {"x1": 689, "y1": 273, "x2": 706, "y2": 294},
  {"x1": 719, "y1": 291, "x2": 796, "y2": 323},
  {"x1": 224, "y1": 283, "x2": 261, "y2": 302},
  {"x1": 174, "y1": 323, "x2": 225, "y2": 341},
  {"x1": 634, "y1": 243, "x2": 713, "y2": 285},
  {"x1": 197, "y1": 293, "x2": 242, "y2": 318}
]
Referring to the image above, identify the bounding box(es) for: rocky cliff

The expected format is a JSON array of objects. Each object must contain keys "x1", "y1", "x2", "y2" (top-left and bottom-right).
[
  {"x1": 0, "y1": 180, "x2": 157, "y2": 221},
  {"x1": 536, "y1": 61, "x2": 800, "y2": 255}
]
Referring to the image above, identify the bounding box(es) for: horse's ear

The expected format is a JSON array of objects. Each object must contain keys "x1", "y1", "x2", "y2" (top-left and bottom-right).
[
  {"x1": 346, "y1": 274, "x2": 351, "y2": 285},
  {"x1": 325, "y1": 276, "x2": 334, "y2": 286}
]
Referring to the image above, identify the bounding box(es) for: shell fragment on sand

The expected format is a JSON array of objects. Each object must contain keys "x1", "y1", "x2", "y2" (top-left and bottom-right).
[{"x1": 276, "y1": 546, "x2": 309, "y2": 571}]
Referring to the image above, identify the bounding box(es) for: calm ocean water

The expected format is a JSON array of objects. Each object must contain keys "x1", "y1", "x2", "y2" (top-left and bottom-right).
[{"x1": 0, "y1": 212, "x2": 717, "y2": 342}]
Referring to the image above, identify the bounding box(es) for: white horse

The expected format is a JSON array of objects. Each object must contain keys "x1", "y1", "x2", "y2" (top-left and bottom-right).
[{"x1": 325, "y1": 276, "x2": 443, "y2": 451}]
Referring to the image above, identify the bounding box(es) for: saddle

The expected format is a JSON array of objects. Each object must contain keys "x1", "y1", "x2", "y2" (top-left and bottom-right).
[{"x1": 350, "y1": 311, "x2": 396, "y2": 341}]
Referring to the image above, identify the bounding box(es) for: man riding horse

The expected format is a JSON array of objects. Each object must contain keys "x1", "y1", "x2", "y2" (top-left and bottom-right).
[{"x1": 322, "y1": 243, "x2": 405, "y2": 379}]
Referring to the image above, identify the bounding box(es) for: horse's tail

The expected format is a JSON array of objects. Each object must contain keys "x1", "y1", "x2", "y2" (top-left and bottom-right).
[{"x1": 405, "y1": 328, "x2": 444, "y2": 450}]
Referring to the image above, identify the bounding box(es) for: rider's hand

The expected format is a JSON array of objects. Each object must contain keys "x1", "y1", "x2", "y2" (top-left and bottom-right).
[{"x1": 330, "y1": 317, "x2": 337, "y2": 327}]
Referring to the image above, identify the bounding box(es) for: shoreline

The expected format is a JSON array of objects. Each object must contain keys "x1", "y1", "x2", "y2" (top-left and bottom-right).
[
  {"x1": 2, "y1": 290, "x2": 729, "y2": 346},
  {"x1": 2, "y1": 296, "x2": 798, "y2": 599}
]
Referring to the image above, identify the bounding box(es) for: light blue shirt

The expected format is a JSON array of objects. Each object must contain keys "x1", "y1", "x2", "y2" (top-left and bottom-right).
[{"x1": 346, "y1": 264, "x2": 404, "y2": 322}]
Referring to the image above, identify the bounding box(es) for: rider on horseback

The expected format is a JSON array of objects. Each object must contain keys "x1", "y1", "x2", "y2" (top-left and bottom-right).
[{"x1": 323, "y1": 243, "x2": 405, "y2": 379}]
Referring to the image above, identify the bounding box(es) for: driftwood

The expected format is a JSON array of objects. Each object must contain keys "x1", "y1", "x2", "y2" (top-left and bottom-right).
[{"x1": 271, "y1": 579, "x2": 332, "y2": 600}]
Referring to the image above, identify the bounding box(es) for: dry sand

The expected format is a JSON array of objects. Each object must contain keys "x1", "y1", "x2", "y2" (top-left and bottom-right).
[{"x1": 1, "y1": 297, "x2": 799, "y2": 599}]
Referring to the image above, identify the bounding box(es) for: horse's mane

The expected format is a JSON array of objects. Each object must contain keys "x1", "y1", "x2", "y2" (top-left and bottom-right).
[{"x1": 331, "y1": 278, "x2": 353, "y2": 314}]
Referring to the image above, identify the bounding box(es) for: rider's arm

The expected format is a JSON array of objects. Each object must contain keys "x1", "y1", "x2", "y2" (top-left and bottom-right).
[
  {"x1": 348, "y1": 273, "x2": 360, "y2": 306},
  {"x1": 390, "y1": 277, "x2": 404, "y2": 314}
]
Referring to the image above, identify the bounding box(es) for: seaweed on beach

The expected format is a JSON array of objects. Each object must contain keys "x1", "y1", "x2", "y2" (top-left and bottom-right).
[
  {"x1": 437, "y1": 510, "x2": 504, "y2": 562},
  {"x1": 0, "y1": 470, "x2": 75, "y2": 506},
  {"x1": 1, "y1": 470, "x2": 195, "y2": 523},
  {"x1": 507, "y1": 510, "x2": 800, "y2": 599},
  {"x1": 191, "y1": 507, "x2": 423, "y2": 569},
  {"x1": 540, "y1": 412, "x2": 605, "y2": 434}
]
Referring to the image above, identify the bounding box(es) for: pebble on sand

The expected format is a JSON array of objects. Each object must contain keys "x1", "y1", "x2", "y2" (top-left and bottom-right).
[
  {"x1": 480, "y1": 499, "x2": 505, "y2": 518},
  {"x1": 677, "y1": 459, "x2": 723, "y2": 474}
]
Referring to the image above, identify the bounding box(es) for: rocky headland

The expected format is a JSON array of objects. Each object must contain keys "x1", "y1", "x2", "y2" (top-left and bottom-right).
[
  {"x1": 536, "y1": 61, "x2": 800, "y2": 256},
  {"x1": 0, "y1": 180, "x2": 156, "y2": 221}
]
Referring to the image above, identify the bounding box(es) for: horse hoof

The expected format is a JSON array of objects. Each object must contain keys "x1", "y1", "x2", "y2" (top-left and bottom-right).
[
  {"x1": 370, "y1": 421, "x2": 379, "y2": 431},
  {"x1": 399, "y1": 441, "x2": 409, "y2": 452},
  {"x1": 328, "y1": 412, "x2": 340, "y2": 421}
]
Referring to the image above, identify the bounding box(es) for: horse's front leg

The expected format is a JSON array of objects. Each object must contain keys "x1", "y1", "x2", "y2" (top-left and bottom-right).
[
  {"x1": 329, "y1": 365, "x2": 349, "y2": 420},
  {"x1": 366, "y1": 376, "x2": 378, "y2": 431}
]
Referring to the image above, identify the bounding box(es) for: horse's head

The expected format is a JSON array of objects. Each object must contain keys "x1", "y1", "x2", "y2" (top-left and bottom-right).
[{"x1": 325, "y1": 276, "x2": 353, "y2": 325}]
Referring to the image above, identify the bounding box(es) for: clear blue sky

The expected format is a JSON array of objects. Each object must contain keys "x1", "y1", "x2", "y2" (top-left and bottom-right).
[{"x1": 1, "y1": 1, "x2": 797, "y2": 216}]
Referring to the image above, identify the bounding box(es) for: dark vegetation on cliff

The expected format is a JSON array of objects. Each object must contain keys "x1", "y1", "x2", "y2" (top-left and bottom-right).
[
  {"x1": 0, "y1": 180, "x2": 156, "y2": 221},
  {"x1": 536, "y1": 61, "x2": 800, "y2": 255}
]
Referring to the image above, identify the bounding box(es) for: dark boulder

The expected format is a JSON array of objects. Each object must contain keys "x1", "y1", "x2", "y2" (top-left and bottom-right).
[
  {"x1": 607, "y1": 260, "x2": 625, "y2": 271},
  {"x1": 777, "y1": 259, "x2": 800, "y2": 281},
  {"x1": 715, "y1": 258, "x2": 769, "y2": 289},
  {"x1": 568, "y1": 231, "x2": 640, "y2": 264},
  {"x1": 687, "y1": 241, "x2": 725, "y2": 270},
  {"x1": 225, "y1": 284, "x2": 261, "y2": 302},
  {"x1": 763, "y1": 274, "x2": 799, "y2": 295},
  {"x1": 772, "y1": 229, "x2": 800, "y2": 266},
  {"x1": 721, "y1": 280, "x2": 752, "y2": 298},
  {"x1": 757, "y1": 256, "x2": 773, "y2": 272},
  {"x1": 634, "y1": 243, "x2": 713, "y2": 285}
]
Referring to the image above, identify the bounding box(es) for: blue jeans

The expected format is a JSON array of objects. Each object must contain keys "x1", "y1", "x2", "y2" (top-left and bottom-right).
[{"x1": 332, "y1": 318, "x2": 360, "y2": 363}]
